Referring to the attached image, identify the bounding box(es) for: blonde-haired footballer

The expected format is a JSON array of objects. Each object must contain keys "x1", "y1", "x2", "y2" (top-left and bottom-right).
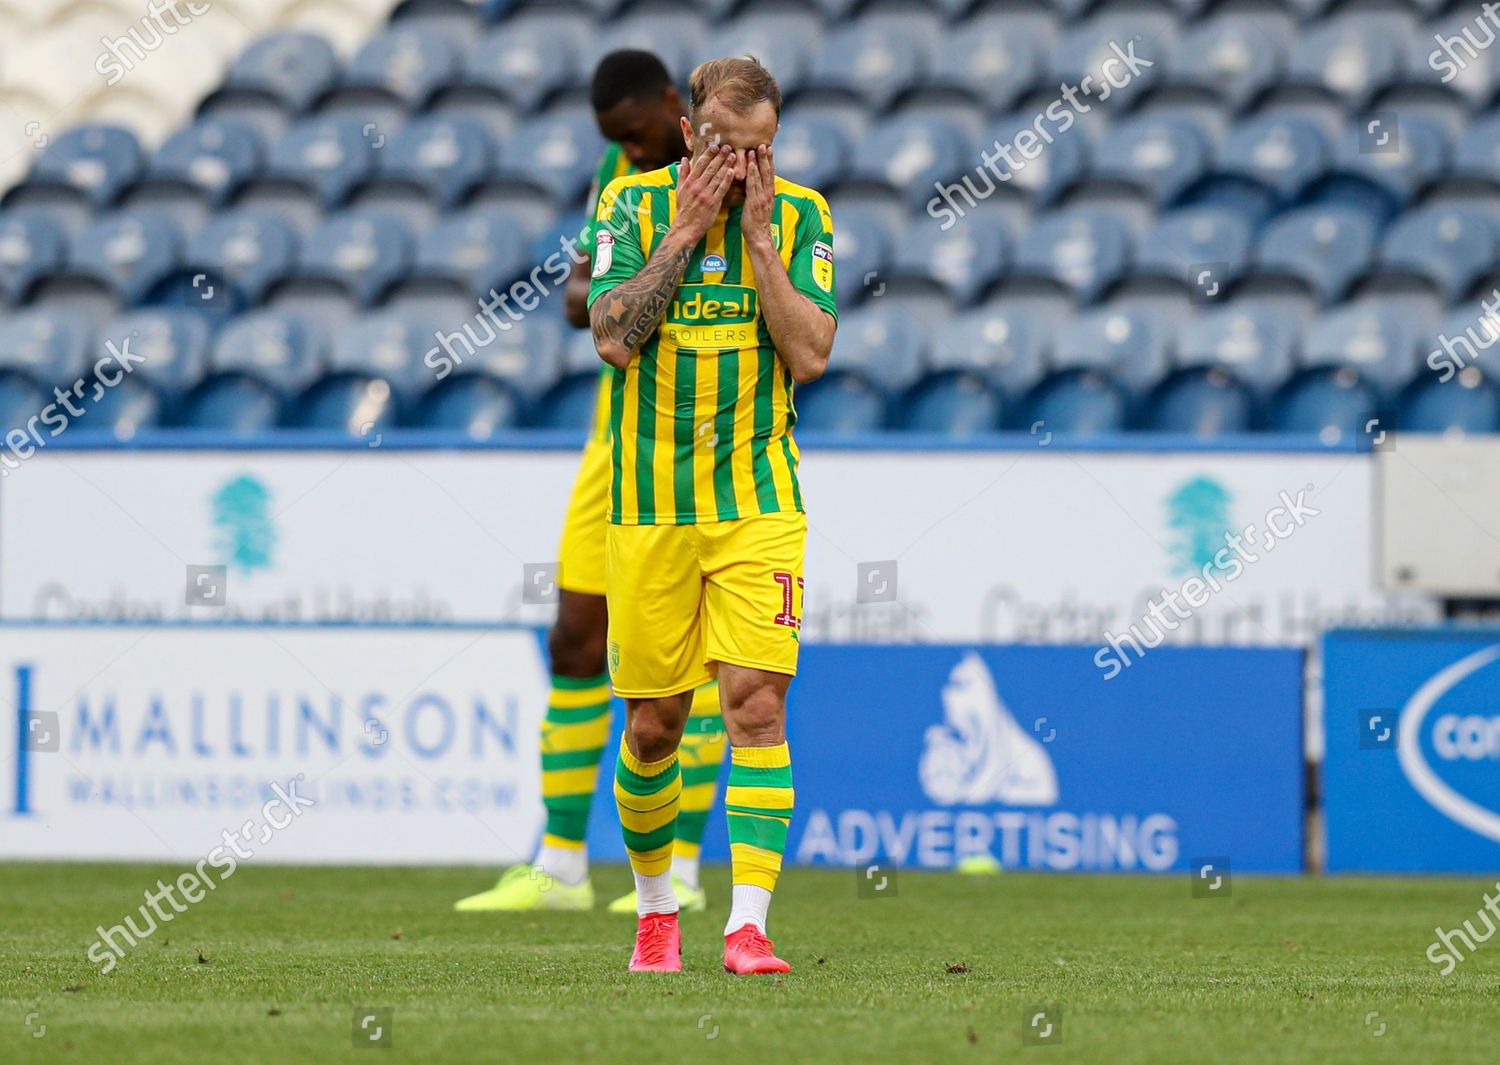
[
  {"x1": 589, "y1": 56, "x2": 836, "y2": 974},
  {"x1": 453, "y1": 50, "x2": 730, "y2": 916}
]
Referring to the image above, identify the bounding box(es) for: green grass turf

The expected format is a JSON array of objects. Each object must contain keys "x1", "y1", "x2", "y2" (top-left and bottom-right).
[{"x1": 0, "y1": 862, "x2": 1496, "y2": 1064}]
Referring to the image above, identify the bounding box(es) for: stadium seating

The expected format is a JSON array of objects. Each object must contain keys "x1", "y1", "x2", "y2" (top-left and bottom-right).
[{"x1": 0, "y1": 0, "x2": 1492, "y2": 437}]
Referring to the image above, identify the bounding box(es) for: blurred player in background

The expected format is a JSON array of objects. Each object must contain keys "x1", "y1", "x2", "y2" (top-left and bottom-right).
[
  {"x1": 454, "y1": 51, "x2": 729, "y2": 914},
  {"x1": 589, "y1": 57, "x2": 836, "y2": 973}
]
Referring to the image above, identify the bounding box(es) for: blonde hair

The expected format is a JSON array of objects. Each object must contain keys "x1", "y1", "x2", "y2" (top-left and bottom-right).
[{"x1": 688, "y1": 55, "x2": 782, "y2": 121}]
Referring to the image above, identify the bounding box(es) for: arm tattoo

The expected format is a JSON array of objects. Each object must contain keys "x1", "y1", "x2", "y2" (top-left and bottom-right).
[{"x1": 591, "y1": 242, "x2": 694, "y2": 355}]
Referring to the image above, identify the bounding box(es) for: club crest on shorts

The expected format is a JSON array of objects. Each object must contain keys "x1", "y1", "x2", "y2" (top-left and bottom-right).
[{"x1": 592, "y1": 230, "x2": 615, "y2": 277}]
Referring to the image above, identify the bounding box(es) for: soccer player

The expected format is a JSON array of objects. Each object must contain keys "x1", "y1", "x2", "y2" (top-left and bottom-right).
[
  {"x1": 588, "y1": 57, "x2": 836, "y2": 973},
  {"x1": 453, "y1": 51, "x2": 729, "y2": 915}
]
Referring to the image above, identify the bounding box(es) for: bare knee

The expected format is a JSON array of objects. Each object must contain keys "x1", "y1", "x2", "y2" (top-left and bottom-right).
[
  {"x1": 720, "y1": 667, "x2": 788, "y2": 747},
  {"x1": 625, "y1": 695, "x2": 691, "y2": 762}
]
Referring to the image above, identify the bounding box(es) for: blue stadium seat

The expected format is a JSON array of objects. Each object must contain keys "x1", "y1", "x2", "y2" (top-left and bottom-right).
[
  {"x1": 924, "y1": 14, "x2": 1049, "y2": 113},
  {"x1": 184, "y1": 209, "x2": 298, "y2": 304},
  {"x1": 1013, "y1": 209, "x2": 1130, "y2": 302},
  {"x1": 831, "y1": 205, "x2": 894, "y2": 309},
  {"x1": 215, "y1": 31, "x2": 340, "y2": 115},
  {"x1": 1254, "y1": 205, "x2": 1378, "y2": 304},
  {"x1": 1451, "y1": 113, "x2": 1500, "y2": 184},
  {"x1": 1271, "y1": 366, "x2": 1382, "y2": 438},
  {"x1": 0, "y1": 213, "x2": 66, "y2": 302},
  {"x1": 899, "y1": 371, "x2": 1004, "y2": 435},
  {"x1": 1054, "y1": 306, "x2": 1171, "y2": 392},
  {"x1": 276, "y1": 211, "x2": 414, "y2": 310},
  {"x1": 828, "y1": 304, "x2": 926, "y2": 394},
  {"x1": 790, "y1": 371, "x2": 888, "y2": 434},
  {"x1": 291, "y1": 374, "x2": 399, "y2": 436},
  {"x1": 329, "y1": 311, "x2": 445, "y2": 404},
  {"x1": 1051, "y1": 15, "x2": 1175, "y2": 109},
  {"x1": 931, "y1": 304, "x2": 1050, "y2": 397},
  {"x1": 1286, "y1": 18, "x2": 1403, "y2": 107},
  {"x1": 68, "y1": 210, "x2": 182, "y2": 304},
  {"x1": 807, "y1": 21, "x2": 926, "y2": 110},
  {"x1": 848, "y1": 115, "x2": 971, "y2": 207},
  {"x1": 150, "y1": 117, "x2": 265, "y2": 206},
  {"x1": 20, "y1": 124, "x2": 145, "y2": 209},
  {"x1": 434, "y1": 314, "x2": 565, "y2": 402},
  {"x1": 1167, "y1": 14, "x2": 1290, "y2": 110},
  {"x1": 1090, "y1": 116, "x2": 1210, "y2": 205},
  {"x1": 699, "y1": 15, "x2": 818, "y2": 98},
  {"x1": 333, "y1": 25, "x2": 461, "y2": 112},
  {"x1": 536, "y1": 371, "x2": 604, "y2": 431},
  {"x1": 1302, "y1": 303, "x2": 1422, "y2": 394},
  {"x1": 1184, "y1": 115, "x2": 1329, "y2": 222},
  {"x1": 891, "y1": 216, "x2": 1008, "y2": 305},
  {"x1": 1305, "y1": 113, "x2": 1448, "y2": 220},
  {"x1": 495, "y1": 112, "x2": 606, "y2": 205},
  {"x1": 0, "y1": 309, "x2": 90, "y2": 386},
  {"x1": 353, "y1": 117, "x2": 494, "y2": 219},
  {"x1": 97, "y1": 310, "x2": 212, "y2": 395},
  {"x1": 1144, "y1": 367, "x2": 1255, "y2": 434},
  {"x1": 253, "y1": 116, "x2": 379, "y2": 212},
  {"x1": 979, "y1": 113, "x2": 1088, "y2": 207},
  {"x1": 178, "y1": 374, "x2": 283, "y2": 433},
  {"x1": 0, "y1": 372, "x2": 52, "y2": 430},
  {"x1": 213, "y1": 311, "x2": 327, "y2": 395},
  {"x1": 1398, "y1": 370, "x2": 1500, "y2": 432},
  {"x1": 1176, "y1": 305, "x2": 1296, "y2": 395},
  {"x1": 1133, "y1": 208, "x2": 1253, "y2": 293},
  {"x1": 417, "y1": 374, "x2": 523, "y2": 436},
  {"x1": 1025, "y1": 369, "x2": 1129, "y2": 435},
  {"x1": 1377, "y1": 205, "x2": 1497, "y2": 302},
  {"x1": 589, "y1": 11, "x2": 708, "y2": 83},
  {"x1": 408, "y1": 207, "x2": 531, "y2": 299},
  {"x1": 773, "y1": 116, "x2": 851, "y2": 195},
  {"x1": 1410, "y1": 13, "x2": 1500, "y2": 107},
  {"x1": 68, "y1": 376, "x2": 163, "y2": 438},
  {"x1": 460, "y1": 22, "x2": 580, "y2": 113}
]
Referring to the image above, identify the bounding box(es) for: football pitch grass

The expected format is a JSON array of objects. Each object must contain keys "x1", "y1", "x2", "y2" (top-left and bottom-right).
[{"x1": 1, "y1": 863, "x2": 1495, "y2": 1064}]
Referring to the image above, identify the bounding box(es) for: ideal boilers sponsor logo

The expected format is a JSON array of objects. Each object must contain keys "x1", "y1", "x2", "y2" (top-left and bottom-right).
[
  {"x1": 1398, "y1": 644, "x2": 1500, "y2": 843},
  {"x1": 795, "y1": 652, "x2": 1180, "y2": 870},
  {"x1": 7, "y1": 655, "x2": 529, "y2": 822}
]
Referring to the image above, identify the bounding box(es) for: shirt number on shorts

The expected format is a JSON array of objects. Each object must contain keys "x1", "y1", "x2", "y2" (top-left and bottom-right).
[{"x1": 773, "y1": 571, "x2": 804, "y2": 630}]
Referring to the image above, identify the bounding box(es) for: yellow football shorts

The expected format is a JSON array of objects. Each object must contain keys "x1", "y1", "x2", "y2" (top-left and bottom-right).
[
  {"x1": 605, "y1": 510, "x2": 807, "y2": 699},
  {"x1": 556, "y1": 434, "x2": 611, "y2": 596}
]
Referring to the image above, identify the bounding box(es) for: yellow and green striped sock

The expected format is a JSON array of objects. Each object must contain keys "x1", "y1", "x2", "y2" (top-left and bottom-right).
[
  {"x1": 724, "y1": 742, "x2": 794, "y2": 892},
  {"x1": 539, "y1": 672, "x2": 612, "y2": 852},
  {"x1": 614, "y1": 737, "x2": 681, "y2": 877},
  {"x1": 675, "y1": 682, "x2": 728, "y2": 860}
]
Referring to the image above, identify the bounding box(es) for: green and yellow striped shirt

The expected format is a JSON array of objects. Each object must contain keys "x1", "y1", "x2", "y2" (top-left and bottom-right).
[
  {"x1": 578, "y1": 143, "x2": 640, "y2": 447},
  {"x1": 587, "y1": 162, "x2": 837, "y2": 526}
]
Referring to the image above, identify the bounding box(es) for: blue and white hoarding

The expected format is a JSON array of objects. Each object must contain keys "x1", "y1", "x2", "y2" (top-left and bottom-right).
[
  {"x1": 588, "y1": 644, "x2": 1307, "y2": 872},
  {"x1": 1325, "y1": 629, "x2": 1500, "y2": 872},
  {"x1": 2, "y1": 624, "x2": 548, "y2": 864}
]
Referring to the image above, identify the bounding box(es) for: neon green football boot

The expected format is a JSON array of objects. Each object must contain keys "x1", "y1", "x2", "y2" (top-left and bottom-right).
[
  {"x1": 607, "y1": 873, "x2": 707, "y2": 914},
  {"x1": 453, "y1": 865, "x2": 595, "y2": 911}
]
